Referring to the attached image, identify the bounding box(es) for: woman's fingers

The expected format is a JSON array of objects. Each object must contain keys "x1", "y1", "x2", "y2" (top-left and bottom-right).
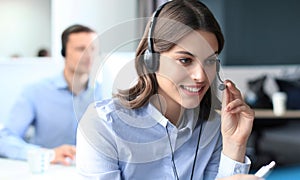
[{"x1": 222, "y1": 80, "x2": 242, "y2": 111}]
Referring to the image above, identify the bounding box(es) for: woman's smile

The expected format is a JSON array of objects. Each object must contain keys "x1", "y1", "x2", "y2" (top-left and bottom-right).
[{"x1": 180, "y1": 84, "x2": 204, "y2": 95}]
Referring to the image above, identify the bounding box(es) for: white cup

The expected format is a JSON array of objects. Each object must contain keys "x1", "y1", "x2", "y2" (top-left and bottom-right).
[
  {"x1": 27, "y1": 149, "x2": 55, "y2": 174},
  {"x1": 272, "y1": 92, "x2": 287, "y2": 116}
]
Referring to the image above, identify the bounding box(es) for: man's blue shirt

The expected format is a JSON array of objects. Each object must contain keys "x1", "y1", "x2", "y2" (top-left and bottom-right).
[{"x1": 0, "y1": 72, "x2": 102, "y2": 160}]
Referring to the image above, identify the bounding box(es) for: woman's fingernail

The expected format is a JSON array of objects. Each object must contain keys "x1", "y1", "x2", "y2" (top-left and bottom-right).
[{"x1": 226, "y1": 106, "x2": 230, "y2": 111}]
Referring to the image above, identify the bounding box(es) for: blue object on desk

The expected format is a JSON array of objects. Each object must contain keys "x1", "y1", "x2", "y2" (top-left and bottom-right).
[{"x1": 266, "y1": 165, "x2": 300, "y2": 180}]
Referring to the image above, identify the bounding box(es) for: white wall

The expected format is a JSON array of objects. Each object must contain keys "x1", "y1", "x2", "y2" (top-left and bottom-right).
[
  {"x1": 51, "y1": 0, "x2": 138, "y2": 60},
  {"x1": 0, "y1": 0, "x2": 51, "y2": 57},
  {"x1": 0, "y1": 0, "x2": 138, "y2": 58}
]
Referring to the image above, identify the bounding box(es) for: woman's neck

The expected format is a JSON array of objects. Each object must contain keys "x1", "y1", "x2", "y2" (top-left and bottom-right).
[
  {"x1": 165, "y1": 102, "x2": 184, "y2": 126},
  {"x1": 154, "y1": 92, "x2": 184, "y2": 126}
]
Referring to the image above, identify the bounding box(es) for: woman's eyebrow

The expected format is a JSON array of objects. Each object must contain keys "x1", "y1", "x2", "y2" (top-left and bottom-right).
[
  {"x1": 175, "y1": 51, "x2": 219, "y2": 59},
  {"x1": 206, "y1": 51, "x2": 219, "y2": 58},
  {"x1": 174, "y1": 51, "x2": 195, "y2": 57}
]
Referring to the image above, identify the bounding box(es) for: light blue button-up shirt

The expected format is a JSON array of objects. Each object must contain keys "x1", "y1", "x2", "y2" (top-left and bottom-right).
[
  {"x1": 0, "y1": 72, "x2": 102, "y2": 160},
  {"x1": 76, "y1": 99, "x2": 251, "y2": 180}
]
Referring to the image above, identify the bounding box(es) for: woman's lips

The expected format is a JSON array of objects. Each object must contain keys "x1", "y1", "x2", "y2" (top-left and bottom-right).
[{"x1": 180, "y1": 85, "x2": 204, "y2": 94}]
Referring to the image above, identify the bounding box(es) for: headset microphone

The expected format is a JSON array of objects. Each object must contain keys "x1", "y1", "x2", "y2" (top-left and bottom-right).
[
  {"x1": 217, "y1": 75, "x2": 226, "y2": 91},
  {"x1": 216, "y1": 59, "x2": 226, "y2": 91}
]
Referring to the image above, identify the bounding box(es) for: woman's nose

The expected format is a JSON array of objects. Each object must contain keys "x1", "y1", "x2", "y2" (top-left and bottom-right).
[{"x1": 190, "y1": 62, "x2": 206, "y2": 81}]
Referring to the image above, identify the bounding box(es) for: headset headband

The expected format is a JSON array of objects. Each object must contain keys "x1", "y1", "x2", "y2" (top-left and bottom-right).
[{"x1": 147, "y1": 2, "x2": 170, "y2": 53}]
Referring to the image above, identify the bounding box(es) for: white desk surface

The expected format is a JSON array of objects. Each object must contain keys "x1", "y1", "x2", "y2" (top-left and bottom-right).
[
  {"x1": 0, "y1": 158, "x2": 81, "y2": 180},
  {"x1": 254, "y1": 109, "x2": 300, "y2": 119}
]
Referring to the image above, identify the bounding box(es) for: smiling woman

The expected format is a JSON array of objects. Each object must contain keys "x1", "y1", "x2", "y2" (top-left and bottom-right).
[
  {"x1": 76, "y1": 1, "x2": 258, "y2": 180},
  {"x1": 0, "y1": 0, "x2": 51, "y2": 57}
]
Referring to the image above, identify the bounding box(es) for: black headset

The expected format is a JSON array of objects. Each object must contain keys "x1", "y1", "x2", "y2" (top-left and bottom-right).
[
  {"x1": 61, "y1": 25, "x2": 75, "y2": 57},
  {"x1": 61, "y1": 25, "x2": 78, "y2": 57},
  {"x1": 143, "y1": 2, "x2": 170, "y2": 73},
  {"x1": 61, "y1": 47, "x2": 66, "y2": 57},
  {"x1": 216, "y1": 59, "x2": 226, "y2": 90},
  {"x1": 61, "y1": 36, "x2": 67, "y2": 57}
]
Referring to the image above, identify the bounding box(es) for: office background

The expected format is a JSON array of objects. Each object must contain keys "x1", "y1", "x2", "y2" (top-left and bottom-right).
[
  {"x1": 1, "y1": 0, "x2": 300, "y2": 66},
  {"x1": 0, "y1": 0, "x2": 299, "y2": 179}
]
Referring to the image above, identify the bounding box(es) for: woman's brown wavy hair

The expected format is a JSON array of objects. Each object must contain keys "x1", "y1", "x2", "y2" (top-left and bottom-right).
[{"x1": 116, "y1": 0, "x2": 224, "y2": 119}]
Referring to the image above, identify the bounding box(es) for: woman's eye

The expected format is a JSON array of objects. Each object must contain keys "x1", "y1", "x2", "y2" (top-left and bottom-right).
[
  {"x1": 178, "y1": 58, "x2": 192, "y2": 65},
  {"x1": 203, "y1": 58, "x2": 217, "y2": 66}
]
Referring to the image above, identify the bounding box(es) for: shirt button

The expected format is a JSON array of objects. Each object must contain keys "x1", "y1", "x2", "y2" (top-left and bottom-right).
[{"x1": 234, "y1": 164, "x2": 242, "y2": 173}]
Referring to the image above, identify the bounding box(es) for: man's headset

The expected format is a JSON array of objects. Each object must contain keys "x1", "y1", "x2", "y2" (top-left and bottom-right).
[
  {"x1": 143, "y1": 2, "x2": 226, "y2": 91},
  {"x1": 61, "y1": 25, "x2": 82, "y2": 57},
  {"x1": 61, "y1": 25, "x2": 79, "y2": 57}
]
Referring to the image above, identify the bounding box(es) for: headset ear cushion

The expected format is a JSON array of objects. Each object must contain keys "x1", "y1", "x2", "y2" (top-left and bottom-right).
[
  {"x1": 143, "y1": 49, "x2": 160, "y2": 73},
  {"x1": 61, "y1": 48, "x2": 65, "y2": 57}
]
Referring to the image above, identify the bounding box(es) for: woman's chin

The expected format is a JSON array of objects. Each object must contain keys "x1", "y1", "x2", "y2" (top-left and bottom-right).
[{"x1": 181, "y1": 99, "x2": 201, "y2": 109}]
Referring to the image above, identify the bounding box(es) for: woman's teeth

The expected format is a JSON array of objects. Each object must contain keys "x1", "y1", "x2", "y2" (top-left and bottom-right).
[{"x1": 182, "y1": 86, "x2": 201, "y2": 93}]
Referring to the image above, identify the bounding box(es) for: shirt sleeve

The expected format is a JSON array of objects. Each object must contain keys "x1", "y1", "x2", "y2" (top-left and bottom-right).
[
  {"x1": 76, "y1": 128, "x2": 121, "y2": 180},
  {"x1": 203, "y1": 132, "x2": 251, "y2": 179},
  {"x1": 76, "y1": 103, "x2": 121, "y2": 180},
  {"x1": 0, "y1": 128, "x2": 40, "y2": 160},
  {"x1": 216, "y1": 153, "x2": 251, "y2": 178},
  {"x1": 0, "y1": 86, "x2": 40, "y2": 160}
]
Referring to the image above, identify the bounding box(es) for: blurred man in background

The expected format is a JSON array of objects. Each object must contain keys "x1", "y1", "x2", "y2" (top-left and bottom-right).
[{"x1": 0, "y1": 24, "x2": 102, "y2": 165}]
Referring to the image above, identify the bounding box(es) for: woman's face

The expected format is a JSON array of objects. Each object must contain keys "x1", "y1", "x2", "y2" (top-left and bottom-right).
[{"x1": 157, "y1": 30, "x2": 219, "y2": 109}]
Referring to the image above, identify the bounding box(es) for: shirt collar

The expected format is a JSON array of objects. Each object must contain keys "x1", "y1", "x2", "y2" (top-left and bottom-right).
[
  {"x1": 146, "y1": 102, "x2": 169, "y2": 127},
  {"x1": 52, "y1": 71, "x2": 97, "y2": 92},
  {"x1": 52, "y1": 71, "x2": 69, "y2": 90},
  {"x1": 146, "y1": 102, "x2": 198, "y2": 132}
]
